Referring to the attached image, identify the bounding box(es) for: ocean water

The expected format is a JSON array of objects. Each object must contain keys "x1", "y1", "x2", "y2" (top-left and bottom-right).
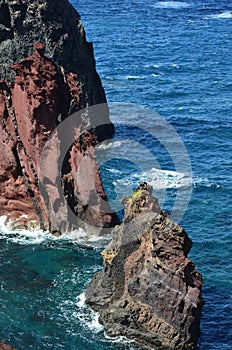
[{"x1": 1, "y1": 0, "x2": 232, "y2": 349}]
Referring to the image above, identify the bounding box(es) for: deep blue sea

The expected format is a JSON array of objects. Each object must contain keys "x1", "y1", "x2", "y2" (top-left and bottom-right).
[{"x1": 0, "y1": 0, "x2": 232, "y2": 349}]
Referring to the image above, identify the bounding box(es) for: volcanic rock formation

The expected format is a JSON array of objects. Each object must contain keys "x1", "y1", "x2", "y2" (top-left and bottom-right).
[
  {"x1": 0, "y1": 0, "x2": 114, "y2": 141},
  {"x1": 0, "y1": 0, "x2": 119, "y2": 233},
  {"x1": 0, "y1": 43, "x2": 118, "y2": 233},
  {"x1": 86, "y1": 186, "x2": 204, "y2": 349}
]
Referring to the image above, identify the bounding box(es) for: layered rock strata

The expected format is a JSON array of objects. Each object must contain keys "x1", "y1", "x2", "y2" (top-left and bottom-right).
[
  {"x1": 86, "y1": 186, "x2": 204, "y2": 349},
  {"x1": 0, "y1": 0, "x2": 114, "y2": 141},
  {"x1": 0, "y1": 43, "x2": 119, "y2": 233}
]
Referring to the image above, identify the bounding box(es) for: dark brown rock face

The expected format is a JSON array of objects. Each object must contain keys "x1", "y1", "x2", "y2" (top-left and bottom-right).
[
  {"x1": 0, "y1": 0, "x2": 114, "y2": 141},
  {"x1": 86, "y1": 187, "x2": 204, "y2": 349},
  {"x1": 0, "y1": 44, "x2": 119, "y2": 232}
]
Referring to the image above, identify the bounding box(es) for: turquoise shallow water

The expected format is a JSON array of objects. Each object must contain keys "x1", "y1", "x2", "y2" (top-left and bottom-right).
[{"x1": 1, "y1": 0, "x2": 232, "y2": 349}]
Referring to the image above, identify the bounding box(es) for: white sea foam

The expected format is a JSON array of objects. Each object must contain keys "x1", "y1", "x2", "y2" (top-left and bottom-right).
[
  {"x1": 154, "y1": 1, "x2": 190, "y2": 9},
  {"x1": 75, "y1": 294, "x2": 137, "y2": 345},
  {"x1": 60, "y1": 230, "x2": 111, "y2": 249},
  {"x1": 112, "y1": 169, "x2": 220, "y2": 195},
  {"x1": 96, "y1": 140, "x2": 124, "y2": 151},
  {"x1": 59, "y1": 228, "x2": 88, "y2": 242},
  {"x1": 0, "y1": 216, "x2": 109, "y2": 248},
  {"x1": 75, "y1": 292, "x2": 104, "y2": 334},
  {"x1": 193, "y1": 177, "x2": 221, "y2": 189},
  {"x1": 142, "y1": 168, "x2": 192, "y2": 189},
  {"x1": 206, "y1": 11, "x2": 232, "y2": 19},
  {"x1": 76, "y1": 292, "x2": 86, "y2": 308},
  {"x1": 0, "y1": 215, "x2": 52, "y2": 245},
  {"x1": 125, "y1": 75, "x2": 144, "y2": 80},
  {"x1": 104, "y1": 333, "x2": 135, "y2": 345},
  {"x1": 113, "y1": 168, "x2": 192, "y2": 191}
]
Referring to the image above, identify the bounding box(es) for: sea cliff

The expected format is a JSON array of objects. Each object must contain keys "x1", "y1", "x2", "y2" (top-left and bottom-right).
[{"x1": 0, "y1": 0, "x2": 118, "y2": 233}]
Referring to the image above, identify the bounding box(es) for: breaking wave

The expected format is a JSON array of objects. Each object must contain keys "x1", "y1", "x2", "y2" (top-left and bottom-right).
[
  {"x1": 113, "y1": 167, "x2": 192, "y2": 192},
  {"x1": 0, "y1": 216, "x2": 110, "y2": 248}
]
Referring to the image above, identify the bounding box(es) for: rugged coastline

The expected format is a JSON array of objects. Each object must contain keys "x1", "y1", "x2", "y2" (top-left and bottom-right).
[{"x1": 0, "y1": 1, "x2": 204, "y2": 349}]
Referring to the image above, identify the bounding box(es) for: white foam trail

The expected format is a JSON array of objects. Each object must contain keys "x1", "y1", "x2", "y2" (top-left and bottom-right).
[
  {"x1": 112, "y1": 169, "x2": 220, "y2": 194},
  {"x1": 125, "y1": 75, "x2": 144, "y2": 80},
  {"x1": 113, "y1": 168, "x2": 192, "y2": 191},
  {"x1": 193, "y1": 177, "x2": 221, "y2": 189},
  {"x1": 141, "y1": 168, "x2": 192, "y2": 189},
  {"x1": 154, "y1": 1, "x2": 190, "y2": 9},
  {"x1": 206, "y1": 11, "x2": 232, "y2": 19}
]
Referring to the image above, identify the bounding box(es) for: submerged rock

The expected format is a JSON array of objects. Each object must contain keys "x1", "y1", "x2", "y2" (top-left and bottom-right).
[
  {"x1": 0, "y1": 43, "x2": 119, "y2": 233},
  {"x1": 86, "y1": 186, "x2": 204, "y2": 349}
]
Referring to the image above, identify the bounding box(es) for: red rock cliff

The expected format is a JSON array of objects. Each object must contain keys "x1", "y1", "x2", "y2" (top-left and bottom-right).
[{"x1": 0, "y1": 44, "x2": 119, "y2": 233}]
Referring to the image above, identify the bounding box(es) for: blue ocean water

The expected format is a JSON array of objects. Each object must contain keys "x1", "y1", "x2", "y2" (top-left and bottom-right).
[{"x1": 0, "y1": 0, "x2": 232, "y2": 349}]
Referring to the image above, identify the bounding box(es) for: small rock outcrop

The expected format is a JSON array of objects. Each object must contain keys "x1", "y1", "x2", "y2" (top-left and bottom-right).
[
  {"x1": 0, "y1": 43, "x2": 119, "y2": 233},
  {"x1": 86, "y1": 184, "x2": 204, "y2": 349},
  {"x1": 0, "y1": 0, "x2": 114, "y2": 141}
]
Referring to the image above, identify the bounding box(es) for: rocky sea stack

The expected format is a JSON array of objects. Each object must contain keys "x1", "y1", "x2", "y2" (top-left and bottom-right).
[
  {"x1": 86, "y1": 185, "x2": 204, "y2": 349},
  {"x1": 0, "y1": 0, "x2": 118, "y2": 232}
]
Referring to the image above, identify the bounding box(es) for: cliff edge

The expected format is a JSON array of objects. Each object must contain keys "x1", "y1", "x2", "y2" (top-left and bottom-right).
[{"x1": 86, "y1": 184, "x2": 204, "y2": 349}]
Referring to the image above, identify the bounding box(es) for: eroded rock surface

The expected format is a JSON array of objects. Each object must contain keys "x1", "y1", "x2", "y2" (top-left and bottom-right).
[
  {"x1": 0, "y1": 0, "x2": 114, "y2": 141},
  {"x1": 0, "y1": 44, "x2": 119, "y2": 233},
  {"x1": 86, "y1": 186, "x2": 204, "y2": 349}
]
